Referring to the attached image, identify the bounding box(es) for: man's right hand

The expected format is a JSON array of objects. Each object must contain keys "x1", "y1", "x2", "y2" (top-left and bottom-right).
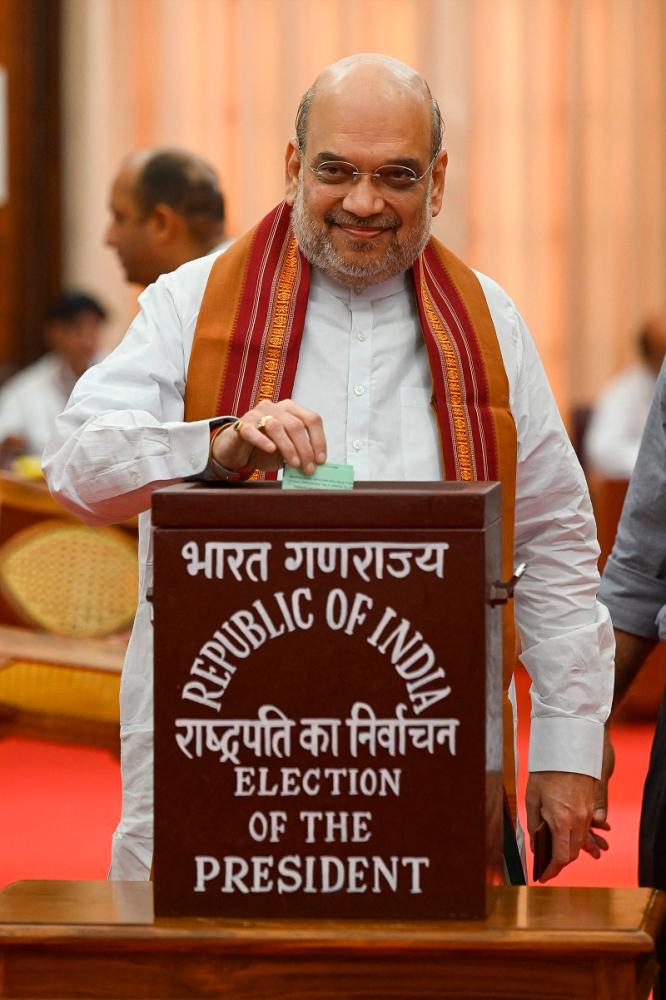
[{"x1": 211, "y1": 399, "x2": 327, "y2": 475}]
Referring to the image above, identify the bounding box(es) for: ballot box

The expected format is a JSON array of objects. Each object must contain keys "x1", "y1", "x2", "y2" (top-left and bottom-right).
[{"x1": 152, "y1": 482, "x2": 506, "y2": 920}]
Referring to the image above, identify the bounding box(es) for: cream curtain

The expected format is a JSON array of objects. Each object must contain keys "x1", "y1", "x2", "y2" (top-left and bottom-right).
[{"x1": 62, "y1": 0, "x2": 666, "y2": 412}]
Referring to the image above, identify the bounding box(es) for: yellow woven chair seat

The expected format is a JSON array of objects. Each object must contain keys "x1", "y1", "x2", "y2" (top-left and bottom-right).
[
  {"x1": 0, "y1": 477, "x2": 134, "y2": 751},
  {"x1": 0, "y1": 520, "x2": 137, "y2": 637},
  {"x1": 0, "y1": 660, "x2": 120, "y2": 723}
]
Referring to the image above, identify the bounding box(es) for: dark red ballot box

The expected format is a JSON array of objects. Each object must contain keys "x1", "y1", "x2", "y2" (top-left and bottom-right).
[{"x1": 152, "y1": 482, "x2": 505, "y2": 920}]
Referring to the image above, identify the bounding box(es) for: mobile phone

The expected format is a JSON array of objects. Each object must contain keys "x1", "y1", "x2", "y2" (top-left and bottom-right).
[{"x1": 532, "y1": 819, "x2": 553, "y2": 882}]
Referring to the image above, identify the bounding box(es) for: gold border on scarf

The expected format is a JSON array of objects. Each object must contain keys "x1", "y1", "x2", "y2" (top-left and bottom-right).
[
  {"x1": 420, "y1": 278, "x2": 474, "y2": 480},
  {"x1": 257, "y1": 236, "x2": 299, "y2": 403}
]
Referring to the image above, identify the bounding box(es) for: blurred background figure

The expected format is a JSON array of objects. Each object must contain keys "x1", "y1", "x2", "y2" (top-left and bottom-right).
[
  {"x1": 105, "y1": 148, "x2": 229, "y2": 287},
  {"x1": 0, "y1": 292, "x2": 107, "y2": 468},
  {"x1": 584, "y1": 316, "x2": 666, "y2": 477}
]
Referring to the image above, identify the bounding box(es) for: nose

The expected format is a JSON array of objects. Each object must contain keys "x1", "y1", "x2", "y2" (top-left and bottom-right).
[
  {"x1": 341, "y1": 175, "x2": 386, "y2": 217},
  {"x1": 104, "y1": 222, "x2": 117, "y2": 247}
]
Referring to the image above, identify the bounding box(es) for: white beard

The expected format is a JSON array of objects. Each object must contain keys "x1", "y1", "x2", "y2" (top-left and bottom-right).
[{"x1": 291, "y1": 176, "x2": 433, "y2": 290}]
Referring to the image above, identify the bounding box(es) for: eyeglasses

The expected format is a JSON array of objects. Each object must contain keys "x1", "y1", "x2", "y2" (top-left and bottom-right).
[{"x1": 300, "y1": 149, "x2": 439, "y2": 193}]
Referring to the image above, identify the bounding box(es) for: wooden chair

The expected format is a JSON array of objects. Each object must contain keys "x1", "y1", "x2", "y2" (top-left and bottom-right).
[{"x1": 0, "y1": 472, "x2": 137, "y2": 754}]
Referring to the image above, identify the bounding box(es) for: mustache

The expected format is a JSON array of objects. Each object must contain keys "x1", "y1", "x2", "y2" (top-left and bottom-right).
[{"x1": 324, "y1": 210, "x2": 399, "y2": 230}]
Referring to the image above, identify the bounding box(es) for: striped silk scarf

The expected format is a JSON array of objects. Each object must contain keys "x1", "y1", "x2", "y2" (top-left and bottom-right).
[{"x1": 185, "y1": 201, "x2": 519, "y2": 825}]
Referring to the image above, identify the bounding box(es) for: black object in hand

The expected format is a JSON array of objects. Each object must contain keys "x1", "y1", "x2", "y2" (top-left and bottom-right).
[{"x1": 532, "y1": 819, "x2": 553, "y2": 881}]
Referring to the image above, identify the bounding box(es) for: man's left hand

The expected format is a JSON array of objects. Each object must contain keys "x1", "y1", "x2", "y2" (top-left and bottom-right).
[{"x1": 525, "y1": 771, "x2": 608, "y2": 883}]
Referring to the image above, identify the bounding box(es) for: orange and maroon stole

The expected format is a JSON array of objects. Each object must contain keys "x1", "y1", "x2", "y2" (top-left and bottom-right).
[{"x1": 185, "y1": 201, "x2": 518, "y2": 818}]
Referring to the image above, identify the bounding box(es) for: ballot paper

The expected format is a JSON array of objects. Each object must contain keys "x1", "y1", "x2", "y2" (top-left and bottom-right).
[{"x1": 282, "y1": 462, "x2": 354, "y2": 490}]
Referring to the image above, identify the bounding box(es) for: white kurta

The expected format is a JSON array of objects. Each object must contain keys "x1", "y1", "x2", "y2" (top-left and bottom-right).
[
  {"x1": 42, "y1": 253, "x2": 614, "y2": 879},
  {"x1": 0, "y1": 354, "x2": 79, "y2": 455}
]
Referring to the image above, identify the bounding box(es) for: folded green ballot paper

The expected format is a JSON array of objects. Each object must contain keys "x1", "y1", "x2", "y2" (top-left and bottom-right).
[{"x1": 282, "y1": 462, "x2": 355, "y2": 490}]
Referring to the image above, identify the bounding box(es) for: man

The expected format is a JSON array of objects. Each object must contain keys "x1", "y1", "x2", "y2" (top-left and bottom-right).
[
  {"x1": 105, "y1": 148, "x2": 229, "y2": 286},
  {"x1": 0, "y1": 291, "x2": 106, "y2": 463},
  {"x1": 44, "y1": 54, "x2": 613, "y2": 882},
  {"x1": 584, "y1": 315, "x2": 666, "y2": 477},
  {"x1": 595, "y1": 360, "x2": 666, "y2": 994}
]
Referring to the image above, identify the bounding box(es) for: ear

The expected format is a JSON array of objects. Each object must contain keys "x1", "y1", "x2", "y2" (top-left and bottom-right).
[
  {"x1": 148, "y1": 203, "x2": 179, "y2": 243},
  {"x1": 430, "y1": 151, "x2": 448, "y2": 219},
  {"x1": 284, "y1": 139, "x2": 301, "y2": 207}
]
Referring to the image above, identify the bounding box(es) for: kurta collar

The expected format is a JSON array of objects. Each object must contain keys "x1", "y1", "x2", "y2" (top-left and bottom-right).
[{"x1": 310, "y1": 265, "x2": 409, "y2": 303}]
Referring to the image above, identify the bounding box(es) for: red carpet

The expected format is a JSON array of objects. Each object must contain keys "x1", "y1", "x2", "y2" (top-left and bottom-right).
[
  {"x1": 0, "y1": 677, "x2": 655, "y2": 889},
  {"x1": 0, "y1": 738, "x2": 120, "y2": 886}
]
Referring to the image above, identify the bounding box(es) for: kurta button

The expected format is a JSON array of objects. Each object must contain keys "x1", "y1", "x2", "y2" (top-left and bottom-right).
[{"x1": 353, "y1": 384, "x2": 365, "y2": 396}]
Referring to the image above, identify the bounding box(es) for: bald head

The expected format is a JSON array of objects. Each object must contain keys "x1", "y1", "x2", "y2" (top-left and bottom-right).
[
  {"x1": 316, "y1": 53, "x2": 430, "y2": 94},
  {"x1": 295, "y1": 54, "x2": 443, "y2": 160}
]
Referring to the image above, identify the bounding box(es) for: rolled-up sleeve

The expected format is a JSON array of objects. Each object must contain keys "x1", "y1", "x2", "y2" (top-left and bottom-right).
[
  {"x1": 599, "y1": 362, "x2": 666, "y2": 638},
  {"x1": 491, "y1": 292, "x2": 614, "y2": 778}
]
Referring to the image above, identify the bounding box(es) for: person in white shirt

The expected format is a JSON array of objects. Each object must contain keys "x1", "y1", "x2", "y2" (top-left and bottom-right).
[
  {"x1": 0, "y1": 292, "x2": 106, "y2": 463},
  {"x1": 105, "y1": 147, "x2": 231, "y2": 287},
  {"x1": 584, "y1": 316, "x2": 666, "y2": 477},
  {"x1": 44, "y1": 54, "x2": 613, "y2": 885}
]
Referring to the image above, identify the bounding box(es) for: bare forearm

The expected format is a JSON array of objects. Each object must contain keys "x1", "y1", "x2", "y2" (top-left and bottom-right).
[{"x1": 611, "y1": 628, "x2": 657, "y2": 714}]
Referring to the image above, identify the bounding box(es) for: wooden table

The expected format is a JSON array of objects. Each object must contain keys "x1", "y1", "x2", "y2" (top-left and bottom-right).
[{"x1": 0, "y1": 881, "x2": 664, "y2": 998}]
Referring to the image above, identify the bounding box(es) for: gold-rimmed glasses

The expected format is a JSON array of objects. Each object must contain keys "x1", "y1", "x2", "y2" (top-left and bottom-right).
[{"x1": 299, "y1": 149, "x2": 439, "y2": 193}]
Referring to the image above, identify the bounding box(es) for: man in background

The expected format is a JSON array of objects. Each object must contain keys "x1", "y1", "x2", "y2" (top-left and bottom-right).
[
  {"x1": 584, "y1": 315, "x2": 666, "y2": 477},
  {"x1": 0, "y1": 292, "x2": 106, "y2": 464},
  {"x1": 105, "y1": 148, "x2": 230, "y2": 287},
  {"x1": 596, "y1": 358, "x2": 666, "y2": 996}
]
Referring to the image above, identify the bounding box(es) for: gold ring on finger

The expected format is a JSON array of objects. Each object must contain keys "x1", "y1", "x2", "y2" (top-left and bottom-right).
[
  {"x1": 232, "y1": 419, "x2": 245, "y2": 434},
  {"x1": 256, "y1": 415, "x2": 273, "y2": 431}
]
